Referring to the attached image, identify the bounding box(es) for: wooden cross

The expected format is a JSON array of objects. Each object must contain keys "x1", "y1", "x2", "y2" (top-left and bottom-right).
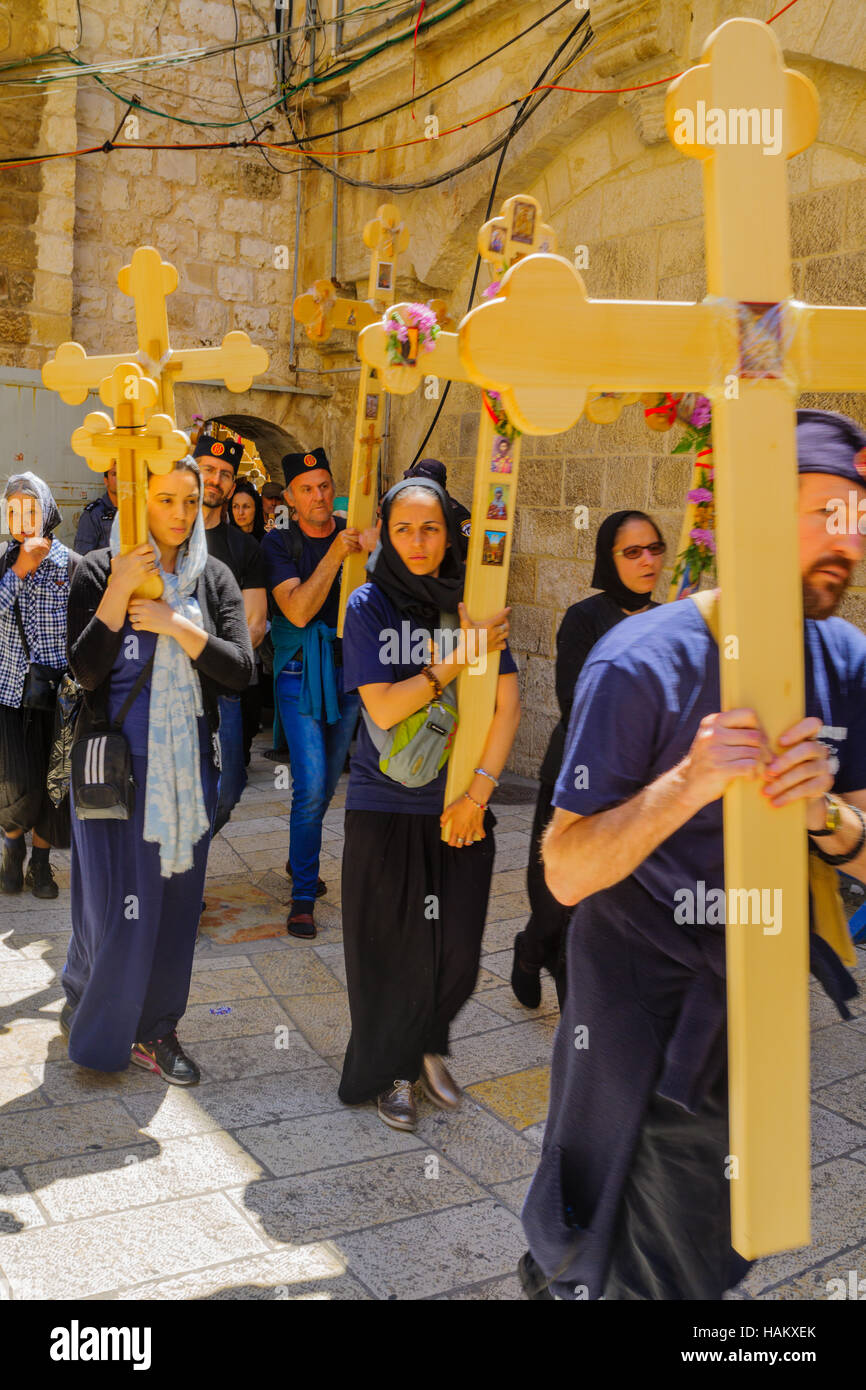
[
  {"x1": 358, "y1": 195, "x2": 557, "y2": 841},
  {"x1": 457, "y1": 17, "x2": 828, "y2": 1259},
  {"x1": 42, "y1": 246, "x2": 269, "y2": 417},
  {"x1": 70, "y1": 361, "x2": 190, "y2": 599},
  {"x1": 293, "y1": 277, "x2": 379, "y2": 344},
  {"x1": 337, "y1": 204, "x2": 412, "y2": 626},
  {"x1": 360, "y1": 420, "x2": 381, "y2": 495}
]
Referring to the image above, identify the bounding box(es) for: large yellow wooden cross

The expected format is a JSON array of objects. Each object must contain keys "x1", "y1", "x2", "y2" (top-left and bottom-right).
[
  {"x1": 335, "y1": 204, "x2": 411, "y2": 627},
  {"x1": 42, "y1": 247, "x2": 269, "y2": 418},
  {"x1": 293, "y1": 277, "x2": 379, "y2": 343},
  {"x1": 42, "y1": 245, "x2": 269, "y2": 583},
  {"x1": 456, "y1": 17, "x2": 834, "y2": 1259},
  {"x1": 70, "y1": 361, "x2": 189, "y2": 598},
  {"x1": 358, "y1": 195, "x2": 558, "y2": 840}
]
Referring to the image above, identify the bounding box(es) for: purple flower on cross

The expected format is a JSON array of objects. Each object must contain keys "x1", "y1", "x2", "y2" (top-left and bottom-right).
[
  {"x1": 688, "y1": 487, "x2": 713, "y2": 504},
  {"x1": 689, "y1": 395, "x2": 712, "y2": 428}
]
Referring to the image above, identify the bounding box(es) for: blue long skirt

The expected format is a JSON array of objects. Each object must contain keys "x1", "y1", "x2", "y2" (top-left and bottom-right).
[{"x1": 63, "y1": 735, "x2": 218, "y2": 1072}]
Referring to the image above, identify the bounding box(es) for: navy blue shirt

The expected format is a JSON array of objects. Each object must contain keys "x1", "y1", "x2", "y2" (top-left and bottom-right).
[
  {"x1": 74, "y1": 494, "x2": 116, "y2": 554},
  {"x1": 554, "y1": 599, "x2": 866, "y2": 924},
  {"x1": 262, "y1": 518, "x2": 345, "y2": 632},
  {"x1": 342, "y1": 581, "x2": 518, "y2": 814}
]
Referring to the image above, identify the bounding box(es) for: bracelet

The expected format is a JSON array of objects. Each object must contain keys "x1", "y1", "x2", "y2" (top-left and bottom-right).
[
  {"x1": 421, "y1": 664, "x2": 443, "y2": 700},
  {"x1": 809, "y1": 802, "x2": 866, "y2": 867},
  {"x1": 463, "y1": 791, "x2": 486, "y2": 811},
  {"x1": 473, "y1": 767, "x2": 499, "y2": 788}
]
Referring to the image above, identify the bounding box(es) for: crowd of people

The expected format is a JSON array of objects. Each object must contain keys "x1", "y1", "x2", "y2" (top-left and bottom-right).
[{"x1": 2, "y1": 407, "x2": 865, "y2": 1300}]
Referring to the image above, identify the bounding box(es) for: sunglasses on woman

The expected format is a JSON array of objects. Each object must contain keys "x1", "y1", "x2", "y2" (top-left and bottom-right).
[{"x1": 614, "y1": 541, "x2": 667, "y2": 560}]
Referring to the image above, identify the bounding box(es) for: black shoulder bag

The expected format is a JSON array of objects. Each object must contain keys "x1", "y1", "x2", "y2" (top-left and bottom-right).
[{"x1": 70, "y1": 654, "x2": 155, "y2": 820}]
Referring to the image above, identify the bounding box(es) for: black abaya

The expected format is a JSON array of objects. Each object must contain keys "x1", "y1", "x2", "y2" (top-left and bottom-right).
[{"x1": 339, "y1": 806, "x2": 496, "y2": 1103}]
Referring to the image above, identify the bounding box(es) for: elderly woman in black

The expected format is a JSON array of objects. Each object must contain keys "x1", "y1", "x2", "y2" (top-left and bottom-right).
[
  {"x1": 512, "y1": 509, "x2": 666, "y2": 1009},
  {"x1": 63, "y1": 456, "x2": 253, "y2": 1084}
]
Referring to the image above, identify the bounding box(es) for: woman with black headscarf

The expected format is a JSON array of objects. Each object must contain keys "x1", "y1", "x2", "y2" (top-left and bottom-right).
[
  {"x1": 339, "y1": 477, "x2": 521, "y2": 1132},
  {"x1": 511, "y1": 509, "x2": 666, "y2": 1010},
  {"x1": 0, "y1": 473, "x2": 76, "y2": 899},
  {"x1": 229, "y1": 477, "x2": 266, "y2": 542}
]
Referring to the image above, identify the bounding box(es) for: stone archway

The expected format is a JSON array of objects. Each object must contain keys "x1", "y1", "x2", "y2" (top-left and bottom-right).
[{"x1": 209, "y1": 414, "x2": 304, "y2": 487}]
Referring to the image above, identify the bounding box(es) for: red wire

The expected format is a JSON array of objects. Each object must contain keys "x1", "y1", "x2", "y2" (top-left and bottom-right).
[{"x1": 0, "y1": 0, "x2": 804, "y2": 171}]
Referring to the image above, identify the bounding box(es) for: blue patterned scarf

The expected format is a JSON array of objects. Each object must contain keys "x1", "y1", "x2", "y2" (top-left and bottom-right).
[{"x1": 110, "y1": 506, "x2": 210, "y2": 877}]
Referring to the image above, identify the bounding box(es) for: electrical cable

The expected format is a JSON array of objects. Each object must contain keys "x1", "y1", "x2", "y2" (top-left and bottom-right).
[{"x1": 408, "y1": 11, "x2": 592, "y2": 464}]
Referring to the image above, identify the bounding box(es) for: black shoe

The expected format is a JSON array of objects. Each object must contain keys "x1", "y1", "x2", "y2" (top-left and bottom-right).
[
  {"x1": 59, "y1": 1001, "x2": 75, "y2": 1038},
  {"x1": 511, "y1": 934, "x2": 542, "y2": 1009},
  {"x1": 518, "y1": 1251, "x2": 555, "y2": 1301},
  {"x1": 130, "y1": 1031, "x2": 201, "y2": 1086},
  {"x1": 0, "y1": 838, "x2": 25, "y2": 894},
  {"x1": 286, "y1": 902, "x2": 316, "y2": 939},
  {"x1": 285, "y1": 861, "x2": 327, "y2": 898},
  {"x1": 25, "y1": 856, "x2": 58, "y2": 900}
]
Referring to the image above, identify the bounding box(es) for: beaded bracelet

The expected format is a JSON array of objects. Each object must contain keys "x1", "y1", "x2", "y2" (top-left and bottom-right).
[{"x1": 463, "y1": 791, "x2": 486, "y2": 811}]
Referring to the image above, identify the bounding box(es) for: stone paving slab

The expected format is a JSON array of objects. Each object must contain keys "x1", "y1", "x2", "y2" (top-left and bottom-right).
[{"x1": 2, "y1": 737, "x2": 866, "y2": 1301}]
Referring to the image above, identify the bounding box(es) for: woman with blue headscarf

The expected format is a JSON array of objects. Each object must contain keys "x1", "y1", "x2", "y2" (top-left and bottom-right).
[{"x1": 63, "y1": 456, "x2": 253, "y2": 1083}]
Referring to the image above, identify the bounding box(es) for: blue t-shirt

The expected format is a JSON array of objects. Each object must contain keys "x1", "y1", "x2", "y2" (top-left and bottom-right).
[
  {"x1": 554, "y1": 599, "x2": 866, "y2": 923},
  {"x1": 262, "y1": 518, "x2": 346, "y2": 635},
  {"x1": 342, "y1": 581, "x2": 518, "y2": 814}
]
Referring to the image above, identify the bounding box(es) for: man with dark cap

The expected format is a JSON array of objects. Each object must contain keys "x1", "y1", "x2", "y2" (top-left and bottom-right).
[
  {"x1": 520, "y1": 409, "x2": 866, "y2": 1302},
  {"x1": 194, "y1": 424, "x2": 268, "y2": 833},
  {"x1": 261, "y1": 481, "x2": 284, "y2": 531},
  {"x1": 74, "y1": 462, "x2": 117, "y2": 554},
  {"x1": 262, "y1": 447, "x2": 376, "y2": 939},
  {"x1": 403, "y1": 458, "x2": 471, "y2": 557}
]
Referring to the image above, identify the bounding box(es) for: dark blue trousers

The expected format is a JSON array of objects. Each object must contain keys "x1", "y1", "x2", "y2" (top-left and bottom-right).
[{"x1": 63, "y1": 743, "x2": 218, "y2": 1072}]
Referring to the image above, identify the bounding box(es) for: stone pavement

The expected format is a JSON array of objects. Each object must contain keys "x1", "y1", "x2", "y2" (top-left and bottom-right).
[{"x1": 0, "y1": 736, "x2": 865, "y2": 1302}]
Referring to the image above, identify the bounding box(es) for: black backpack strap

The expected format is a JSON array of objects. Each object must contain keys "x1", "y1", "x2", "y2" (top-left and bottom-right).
[
  {"x1": 284, "y1": 519, "x2": 304, "y2": 568},
  {"x1": 224, "y1": 525, "x2": 248, "y2": 586},
  {"x1": 111, "y1": 653, "x2": 156, "y2": 731},
  {"x1": 12, "y1": 596, "x2": 30, "y2": 660}
]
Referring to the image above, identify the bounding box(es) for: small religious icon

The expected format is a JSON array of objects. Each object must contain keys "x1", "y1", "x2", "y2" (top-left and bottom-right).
[
  {"x1": 377, "y1": 262, "x2": 393, "y2": 292},
  {"x1": 401, "y1": 325, "x2": 420, "y2": 366},
  {"x1": 489, "y1": 227, "x2": 505, "y2": 255},
  {"x1": 490, "y1": 434, "x2": 514, "y2": 473},
  {"x1": 365, "y1": 392, "x2": 379, "y2": 421},
  {"x1": 486, "y1": 483, "x2": 509, "y2": 520},
  {"x1": 481, "y1": 529, "x2": 506, "y2": 566},
  {"x1": 510, "y1": 200, "x2": 536, "y2": 246}
]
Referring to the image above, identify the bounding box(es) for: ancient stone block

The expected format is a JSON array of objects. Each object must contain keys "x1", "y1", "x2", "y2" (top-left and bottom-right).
[
  {"x1": 516, "y1": 508, "x2": 577, "y2": 560},
  {"x1": 790, "y1": 188, "x2": 845, "y2": 259}
]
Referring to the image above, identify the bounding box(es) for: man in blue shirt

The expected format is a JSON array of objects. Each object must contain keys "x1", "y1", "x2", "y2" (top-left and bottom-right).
[
  {"x1": 262, "y1": 447, "x2": 376, "y2": 939},
  {"x1": 74, "y1": 463, "x2": 117, "y2": 554},
  {"x1": 520, "y1": 410, "x2": 866, "y2": 1301}
]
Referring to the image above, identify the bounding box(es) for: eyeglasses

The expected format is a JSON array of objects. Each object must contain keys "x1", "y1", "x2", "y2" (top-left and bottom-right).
[{"x1": 614, "y1": 542, "x2": 667, "y2": 560}]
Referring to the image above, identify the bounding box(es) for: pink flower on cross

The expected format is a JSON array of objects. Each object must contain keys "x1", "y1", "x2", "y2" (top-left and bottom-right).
[
  {"x1": 688, "y1": 487, "x2": 713, "y2": 504},
  {"x1": 690, "y1": 396, "x2": 712, "y2": 428}
]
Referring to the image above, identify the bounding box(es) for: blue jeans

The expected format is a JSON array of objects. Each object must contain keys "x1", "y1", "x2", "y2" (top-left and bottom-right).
[
  {"x1": 276, "y1": 662, "x2": 359, "y2": 902},
  {"x1": 212, "y1": 694, "x2": 247, "y2": 836}
]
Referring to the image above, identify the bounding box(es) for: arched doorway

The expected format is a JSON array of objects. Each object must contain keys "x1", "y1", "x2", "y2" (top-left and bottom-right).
[{"x1": 208, "y1": 415, "x2": 304, "y2": 487}]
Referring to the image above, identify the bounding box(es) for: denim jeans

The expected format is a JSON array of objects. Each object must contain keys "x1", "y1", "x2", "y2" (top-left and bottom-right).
[
  {"x1": 275, "y1": 662, "x2": 359, "y2": 902},
  {"x1": 212, "y1": 693, "x2": 247, "y2": 836}
]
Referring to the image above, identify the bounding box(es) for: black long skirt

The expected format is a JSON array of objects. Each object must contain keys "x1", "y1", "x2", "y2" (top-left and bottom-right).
[
  {"x1": 338, "y1": 806, "x2": 496, "y2": 1104},
  {"x1": 0, "y1": 702, "x2": 70, "y2": 846}
]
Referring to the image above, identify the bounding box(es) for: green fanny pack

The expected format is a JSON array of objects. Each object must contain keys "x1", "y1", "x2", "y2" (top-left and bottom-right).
[
  {"x1": 361, "y1": 609, "x2": 460, "y2": 788},
  {"x1": 362, "y1": 684, "x2": 458, "y2": 787}
]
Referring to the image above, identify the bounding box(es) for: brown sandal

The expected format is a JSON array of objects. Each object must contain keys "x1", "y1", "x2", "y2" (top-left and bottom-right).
[{"x1": 286, "y1": 910, "x2": 316, "y2": 940}]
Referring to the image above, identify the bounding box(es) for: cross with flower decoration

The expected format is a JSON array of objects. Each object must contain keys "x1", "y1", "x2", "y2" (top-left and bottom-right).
[{"x1": 453, "y1": 17, "x2": 849, "y2": 1260}]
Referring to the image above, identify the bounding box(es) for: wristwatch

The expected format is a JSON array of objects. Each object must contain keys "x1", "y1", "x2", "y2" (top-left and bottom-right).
[{"x1": 809, "y1": 793, "x2": 843, "y2": 837}]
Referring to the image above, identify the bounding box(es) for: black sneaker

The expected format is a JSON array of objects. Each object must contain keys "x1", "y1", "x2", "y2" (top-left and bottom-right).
[
  {"x1": 25, "y1": 856, "x2": 58, "y2": 900},
  {"x1": 284, "y1": 861, "x2": 327, "y2": 898},
  {"x1": 518, "y1": 1251, "x2": 555, "y2": 1301},
  {"x1": 0, "y1": 842, "x2": 25, "y2": 894},
  {"x1": 511, "y1": 934, "x2": 542, "y2": 1009},
  {"x1": 130, "y1": 1031, "x2": 201, "y2": 1086}
]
